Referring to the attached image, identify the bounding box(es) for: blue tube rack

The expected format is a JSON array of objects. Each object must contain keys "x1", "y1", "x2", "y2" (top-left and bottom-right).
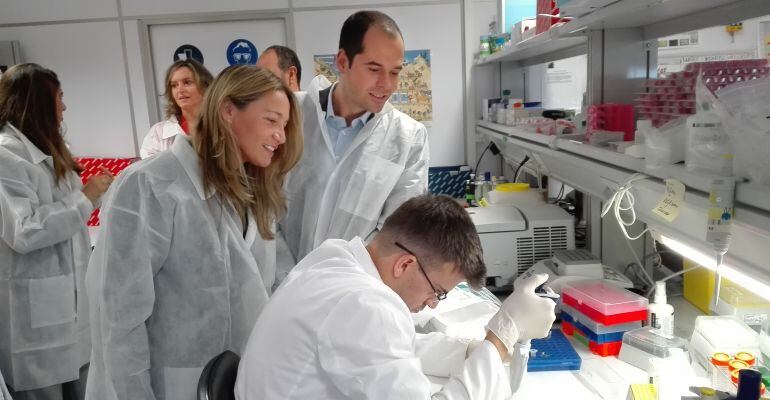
[{"x1": 527, "y1": 328, "x2": 582, "y2": 372}]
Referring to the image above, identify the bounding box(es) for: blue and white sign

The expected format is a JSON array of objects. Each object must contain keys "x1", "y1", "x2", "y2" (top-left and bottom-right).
[
  {"x1": 173, "y1": 44, "x2": 204, "y2": 64},
  {"x1": 226, "y1": 39, "x2": 257, "y2": 65}
]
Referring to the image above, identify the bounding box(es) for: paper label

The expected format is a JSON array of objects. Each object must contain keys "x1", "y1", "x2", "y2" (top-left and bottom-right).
[{"x1": 653, "y1": 179, "x2": 685, "y2": 222}]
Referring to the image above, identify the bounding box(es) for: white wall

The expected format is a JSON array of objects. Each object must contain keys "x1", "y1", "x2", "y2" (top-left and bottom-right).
[
  {"x1": 0, "y1": 22, "x2": 136, "y2": 157},
  {"x1": 0, "y1": 0, "x2": 117, "y2": 24},
  {"x1": 0, "y1": 0, "x2": 469, "y2": 166},
  {"x1": 120, "y1": 0, "x2": 288, "y2": 17}
]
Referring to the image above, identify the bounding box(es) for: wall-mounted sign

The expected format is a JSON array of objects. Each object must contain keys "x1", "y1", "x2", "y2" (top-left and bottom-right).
[
  {"x1": 173, "y1": 44, "x2": 204, "y2": 64},
  {"x1": 226, "y1": 39, "x2": 257, "y2": 65}
]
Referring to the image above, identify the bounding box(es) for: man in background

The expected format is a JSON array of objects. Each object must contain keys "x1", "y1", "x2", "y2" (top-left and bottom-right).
[
  {"x1": 276, "y1": 10, "x2": 429, "y2": 282},
  {"x1": 257, "y1": 45, "x2": 301, "y2": 91}
]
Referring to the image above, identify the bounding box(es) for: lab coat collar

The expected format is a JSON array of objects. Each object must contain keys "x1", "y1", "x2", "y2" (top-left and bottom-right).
[
  {"x1": 321, "y1": 83, "x2": 373, "y2": 125},
  {"x1": 4, "y1": 123, "x2": 53, "y2": 165},
  {"x1": 348, "y1": 236, "x2": 383, "y2": 282},
  {"x1": 161, "y1": 115, "x2": 184, "y2": 140},
  {"x1": 309, "y1": 79, "x2": 392, "y2": 163},
  {"x1": 170, "y1": 134, "x2": 214, "y2": 200},
  {"x1": 310, "y1": 76, "x2": 394, "y2": 117}
]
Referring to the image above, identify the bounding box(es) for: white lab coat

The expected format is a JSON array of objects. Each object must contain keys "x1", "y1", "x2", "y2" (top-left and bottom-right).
[
  {"x1": 0, "y1": 367, "x2": 11, "y2": 400},
  {"x1": 277, "y1": 76, "x2": 429, "y2": 276},
  {"x1": 139, "y1": 116, "x2": 185, "y2": 159},
  {"x1": 0, "y1": 123, "x2": 93, "y2": 391},
  {"x1": 235, "y1": 237, "x2": 511, "y2": 400},
  {"x1": 86, "y1": 135, "x2": 276, "y2": 400}
]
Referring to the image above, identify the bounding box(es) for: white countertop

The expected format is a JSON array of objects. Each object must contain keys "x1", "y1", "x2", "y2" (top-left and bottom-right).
[{"x1": 427, "y1": 295, "x2": 707, "y2": 400}]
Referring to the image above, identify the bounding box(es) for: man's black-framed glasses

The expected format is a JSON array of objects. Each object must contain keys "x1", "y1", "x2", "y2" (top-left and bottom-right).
[{"x1": 394, "y1": 242, "x2": 448, "y2": 302}]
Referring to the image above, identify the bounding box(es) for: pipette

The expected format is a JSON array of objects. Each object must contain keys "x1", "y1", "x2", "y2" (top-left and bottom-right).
[{"x1": 510, "y1": 284, "x2": 559, "y2": 394}]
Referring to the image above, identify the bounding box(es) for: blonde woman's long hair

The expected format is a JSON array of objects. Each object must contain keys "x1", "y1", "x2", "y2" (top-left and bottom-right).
[{"x1": 192, "y1": 65, "x2": 302, "y2": 240}]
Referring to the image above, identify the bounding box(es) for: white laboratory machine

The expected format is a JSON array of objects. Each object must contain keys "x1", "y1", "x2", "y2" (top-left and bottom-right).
[
  {"x1": 516, "y1": 249, "x2": 634, "y2": 294},
  {"x1": 467, "y1": 203, "x2": 575, "y2": 288}
]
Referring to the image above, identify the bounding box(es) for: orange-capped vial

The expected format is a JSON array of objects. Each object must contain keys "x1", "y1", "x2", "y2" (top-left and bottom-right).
[
  {"x1": 731, "y1": 369, "x2": 741, "y2": 384},
  {"x1": 734, "y1": 351, "x2": 755, "y2": 366},
  {"x1": 711, "y1": 352, "x2": 731, "y2": 366},
  {"x1": 728, "y1": 359, "x2": 749, "y2": 372}
]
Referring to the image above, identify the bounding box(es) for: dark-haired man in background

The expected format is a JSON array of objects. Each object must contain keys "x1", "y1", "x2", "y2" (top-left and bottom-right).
[
  {"x1": 276, "y1": 10, "x2": 430, "y2": 283},
  {"x1": 257, "y1": 45, "x2": 301, "y2": 91}
]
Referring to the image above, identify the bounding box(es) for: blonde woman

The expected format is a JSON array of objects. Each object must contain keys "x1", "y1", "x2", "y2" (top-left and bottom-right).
[
  {"x1": 0, "y1": 63, "x2": 113, "y2": 399},
  {"x1": 85, "y1": 65, "x2": 302, "y2": 400},
  {"x1": 139, "y1": 59, "x2": 214, "y2": 159}
]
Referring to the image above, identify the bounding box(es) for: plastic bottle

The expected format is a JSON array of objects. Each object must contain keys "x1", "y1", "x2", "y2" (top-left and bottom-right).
[
  {"x1": 736, "y1": 368, "x2": 762, "y2": 400},
  {"x1": 465, "y1": 174, "x2": 476, "y2": 207},
  {"x1": 479, "y1": 172, "x2": 494, "y2": 202},
  {"x1": 686, "y1": 105, "x2": 733, "y2": 176},
  {"x1": 479, "y1": 35, "x2": 491, "y2": 57},
  {"x1": 474, "y1": 174, "x2": 486, "y2": 204},
  {"x1": 706, "y1": 176, "x2": 735, "y2": 265},
  {"x1": 494, "y1": 90, "x2": 511, "y2": 124},
  {"x1": 473, "y1": 176, "x2": 482, "y2": 204},
  {"x1": 490, "y1": 103, "x2": 499, "y2": 123},
  {"x1": 648, "y1": 281, "x2": 674, "y2": 336}
]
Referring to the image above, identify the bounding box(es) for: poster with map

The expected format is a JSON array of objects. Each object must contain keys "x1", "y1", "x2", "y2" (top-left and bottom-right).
[{"x1": 313, "y1": 49, "x2": 433, "y2": 123}]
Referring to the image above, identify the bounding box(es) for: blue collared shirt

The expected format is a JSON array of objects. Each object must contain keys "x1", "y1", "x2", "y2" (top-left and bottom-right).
[{"x1": 325, "y1": 84, "x2": 371, "y2": 160}]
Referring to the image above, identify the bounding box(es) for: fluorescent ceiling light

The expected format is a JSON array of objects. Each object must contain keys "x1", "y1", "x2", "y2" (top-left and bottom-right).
[
  {"x1": 657, "y1": 234, "x2": 717, "y2": 270},
  {"x1": 657, "y1": 234, "x2": 770, "y2": 301}
]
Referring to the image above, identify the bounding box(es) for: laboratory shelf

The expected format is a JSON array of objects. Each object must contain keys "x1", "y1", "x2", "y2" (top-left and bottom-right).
[
  {"x1": 469, "y1": 0, "x2": 770, "y2": 294},
  {"x1": 474, "y1": 0, "x2": 770, "y2": 67},
  {"x1": 556, "y1": 138, "x2": 644, "y2": 173},
  {"x1": 476, "y1": 120, "x2": 558, "y2": 147},
  {"x1": 476, "y1": 121, "x2": 770, "y2": 220},
  {"x1": 475, "y1": 33, "x2": 587, "y2": 66},
  {"x1": 558, "y1": 0, "x2": 769, "y2": 38},
  {"x1": 475, "y1": 120, "x2": 770, "y2": 282}
]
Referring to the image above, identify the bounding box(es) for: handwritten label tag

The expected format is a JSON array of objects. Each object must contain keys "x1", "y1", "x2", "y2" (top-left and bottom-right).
[{"x1": 653, "y1": 179, "x2": 685, "y2": 222}]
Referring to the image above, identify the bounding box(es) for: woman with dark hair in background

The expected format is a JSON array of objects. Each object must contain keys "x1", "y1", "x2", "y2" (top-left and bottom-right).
[
  {"x1": 0, "y1": 63, "x2": 113, "y2": 400},
  {"x1": 139, "y1": 59, "x2": 214, "y2": 159}
]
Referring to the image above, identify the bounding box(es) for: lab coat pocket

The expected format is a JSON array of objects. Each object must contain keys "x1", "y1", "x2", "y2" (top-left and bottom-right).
[
  {"x1": 28, "y1": 274, "x2": 76, "y2": 329},
  {"x1": 339, "y1": 155, "x2": 404, "y2": 222},
  {"x1": 163, "y1": 367, "x2": 203, "y2": 400}
]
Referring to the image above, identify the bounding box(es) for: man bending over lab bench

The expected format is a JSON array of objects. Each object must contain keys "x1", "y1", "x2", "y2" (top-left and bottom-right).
[{"x1": 235, "y1": 194, "x2": 556, "y2": 399}]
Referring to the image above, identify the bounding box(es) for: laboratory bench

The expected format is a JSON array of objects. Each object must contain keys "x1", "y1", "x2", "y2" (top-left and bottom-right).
[{"x1": 427, "y1": 296, "x2": 708, "y2": 400}]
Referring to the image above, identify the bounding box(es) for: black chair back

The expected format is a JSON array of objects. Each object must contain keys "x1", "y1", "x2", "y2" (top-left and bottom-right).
[{"x1": 197, "y1": 350, "x2": 240, "y2": 400}]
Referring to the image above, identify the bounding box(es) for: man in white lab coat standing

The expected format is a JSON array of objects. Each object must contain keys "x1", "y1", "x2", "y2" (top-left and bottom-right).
[
  {"x1": 236, "y1": 194, "x2": 557, "y2": 400},
  {"x1": 277, "y1": 10, "x2": 429, "y2": 280}
]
